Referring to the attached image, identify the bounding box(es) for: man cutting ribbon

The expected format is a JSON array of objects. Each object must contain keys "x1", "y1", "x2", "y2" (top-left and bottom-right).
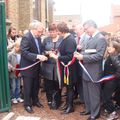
[
  {"x1": 20, "y1": 20, "x2": 47, "y2": 113},
  {"x1": 74, "y1": 20, "x2": 107, "y2": 120}
]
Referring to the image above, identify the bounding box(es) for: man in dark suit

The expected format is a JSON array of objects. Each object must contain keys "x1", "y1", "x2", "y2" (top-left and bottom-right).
[
  {"x1": 74, "y1": 20, "x2": 107, "y2": 120},
  {"x1": 20, "y1": 20, "x2": 47, "y2": 113}
]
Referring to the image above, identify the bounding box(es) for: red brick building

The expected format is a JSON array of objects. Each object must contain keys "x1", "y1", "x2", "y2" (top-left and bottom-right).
[
  {"x1": 5, "y1": 0, "x2": 54, "y2": 31},
  {"x1": 99, "y1": 4, "x2": 120, "y2": 34},
  {"x1": 54, "y1": 15, "x2": 82, "y2": 28}
]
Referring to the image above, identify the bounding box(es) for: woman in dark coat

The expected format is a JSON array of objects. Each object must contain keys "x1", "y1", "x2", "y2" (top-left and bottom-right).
[
  {"x1": 49, "y1": 22, "x2": 78, "y2": 114},
  {"x1": 42, "y1": 23, "x2": 62, "y2": 109}
]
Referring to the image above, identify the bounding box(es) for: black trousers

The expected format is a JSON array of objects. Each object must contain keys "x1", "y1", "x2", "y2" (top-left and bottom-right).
[
  {"x1": 23, "y1": 75, "x2": 40, "y2": 107},
  {"x1": 74, "y1": 79, "x2": 84, "y2": 102},
  {"x1": 44, "y1": 79, "x2": 60, "y2": 103},
  {"x1": 113, "y1": 81, "x2": 120, "y2": 106},
  {"x1": 74, "y1": 63, "x2": 84, "y2": 102},
  {"x1": 66, "y1": 85, "x2": 74, "y2": 106},
  {"x1": 102, "y1": 80, "x2": 118, "y2": 113}
]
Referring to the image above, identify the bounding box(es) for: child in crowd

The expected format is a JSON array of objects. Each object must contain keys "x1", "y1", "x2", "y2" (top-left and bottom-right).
[
  {"x1": 102, "y1": 40, "x2": 120, "y2": 120},
  {"x1": 8, "y1": 40, "x2": 23, "y2": 104}
]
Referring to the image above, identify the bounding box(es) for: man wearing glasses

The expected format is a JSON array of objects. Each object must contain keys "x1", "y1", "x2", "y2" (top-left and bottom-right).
[{"x1": 74, "y1": 20, "x2": 107, "y2": 120}]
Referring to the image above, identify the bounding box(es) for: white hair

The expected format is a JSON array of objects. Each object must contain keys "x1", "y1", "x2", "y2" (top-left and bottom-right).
[
  {"x1": 83, "y1": 20, "x2": 97, "y2": 28},
  {"x1": 75, "y1": 24, "x2": 83, "y2": 30},
  {"x1": 29, "y1": 20, "x2": 43, "y2": 30}
]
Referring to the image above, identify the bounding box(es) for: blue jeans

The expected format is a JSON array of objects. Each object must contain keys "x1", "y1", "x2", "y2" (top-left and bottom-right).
[{"x1": 10, "y1": 77, "x2": 21, "y2": 99}]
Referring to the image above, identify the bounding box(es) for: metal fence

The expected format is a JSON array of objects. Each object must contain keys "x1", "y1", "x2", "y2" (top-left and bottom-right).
[{"x1": 0, "y1": 1, "x2": 11, "y2": 112}]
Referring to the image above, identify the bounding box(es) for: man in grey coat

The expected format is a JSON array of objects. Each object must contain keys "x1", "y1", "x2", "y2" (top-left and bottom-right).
[{"x1": 74, "y1": 20, "x2": 107, "y2": 120}]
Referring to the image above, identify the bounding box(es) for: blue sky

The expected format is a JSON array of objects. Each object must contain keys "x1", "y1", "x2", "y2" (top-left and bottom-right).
[{"x1": 54, "y1": 0, "x2": 120, "y2": 27}]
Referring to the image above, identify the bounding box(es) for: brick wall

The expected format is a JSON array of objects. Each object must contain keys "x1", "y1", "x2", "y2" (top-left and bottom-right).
[
  {"x1": 99, "y1": 4, "x2": 120, "y2": 33},
  {"x1": 19, "y1": 0, "x2": 33, "y2": 31},
  {"x1": 8, "y1": 0, "x2": 19, "y2": 29},
  {"x1": 54, "y1": 15, "x2": 82, "y2": 28},
  {"x1": 40, "y1": 0, "x2": 46, "y2": 27},
  {"x1": 6, "y1": 0, "x2": 53, "y2": 31},
  {"x1": 48, "y1": 0, "x2": 53, "y2": 24}
]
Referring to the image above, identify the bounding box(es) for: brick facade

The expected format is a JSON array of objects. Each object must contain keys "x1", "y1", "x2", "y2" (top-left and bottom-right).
[
  {"x1": 48, "y1": 0, "x2": 54, "y2": 25},
  {"x1": 5, "y1": 0, "x2": 54, "y2": 31},
  {"x1": 54, "y1": 15, "x2": 82, "y2": 28},
  {"x1": 99, "y1": 4, "x2": 120, "y2": 33},
  {"x1": 8, "y1": 0, "x2": 19, "y2": 29},
  {"x1": 19, "y1": 0, "x2": 33, "y2": 30}
]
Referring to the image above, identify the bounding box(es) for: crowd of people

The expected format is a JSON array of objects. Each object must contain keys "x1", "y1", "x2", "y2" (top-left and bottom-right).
[{"x1": 7, "y1": 20, "x2": 120, "y2": 120}]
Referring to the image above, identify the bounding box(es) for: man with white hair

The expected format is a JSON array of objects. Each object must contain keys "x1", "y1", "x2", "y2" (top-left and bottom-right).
[
  {"x1": 75, "y1": 24, "x2": 89, "y2": 52},
  {"x1": 20, "y1": 20, "x2": 48, "y2": 113},
  {"x1": 74, "y1": 24, "x2": 89, "y2": 104}
]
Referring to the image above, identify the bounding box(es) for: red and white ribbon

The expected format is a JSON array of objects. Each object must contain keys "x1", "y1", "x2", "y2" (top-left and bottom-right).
[
  {"x1": 60, "y1": 57, "x2": 76, "y2": 85},
  {"x1": 15, "y1": 61, "x2": 40, "y2": 71},
  {"x1": 79, "y1": 61, "x2": 116, "y2": 83},
  {"x1": 56, "y1": 60, "x2": 62, "y2": 89}
]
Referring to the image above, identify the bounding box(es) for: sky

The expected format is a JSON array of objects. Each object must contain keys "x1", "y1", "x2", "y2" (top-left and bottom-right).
[{"x1": 54, "y1": 0, "x2": 120, "y2": 27}]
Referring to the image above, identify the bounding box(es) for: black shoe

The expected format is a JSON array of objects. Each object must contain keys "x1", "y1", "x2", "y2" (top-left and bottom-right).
[
  {"x1": 87, "y1": 116, "x2": 96, "y2": 120},
  {"x1": 80, "y1": 111, "x2": 90, "y2": 115},
  {"x1": 24, "y1": 106, "x2": 34, "y2": 113},
  {"x1": 48, "y1": 102, "x2": 57, "y2": 110},
  {"x1": 59, "y1": 103, "x2": 68, "y2": 111},
  {"x1": 74, "y1": 99, "x2": 84, "y2": 105},
  {"x1": 61, "y1": 93, "x2": 67, "y2": 97},
  {"x1": 33, "y1": 101, "x2": 44, "y2": 108},
  {"x1": 61, "y1": 106, "x2": 74, "y2": 114},
  {"x1": 48, "y1": 102, "x2": 52, "y2": 109},
  {"x1": 115, "y1": 104, "x2": 120, "y2": 110}
]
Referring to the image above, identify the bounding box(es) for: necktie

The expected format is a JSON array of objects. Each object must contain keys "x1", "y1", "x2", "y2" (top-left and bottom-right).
[
  {"x1": 89, "y1": 36, "x2": 93, "y2": 40},
  {"x1": 77, "y1": 36, "x2": 81, "y2": 45},
  {"x1": 85, "y1": 36, "x2": 92, "y2": 49},
  {"x1": 34, "y1": 38, "x2": 40, "y2": 53}
]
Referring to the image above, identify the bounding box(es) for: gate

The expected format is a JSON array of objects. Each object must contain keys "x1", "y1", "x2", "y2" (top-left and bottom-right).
[{"x1": 0, "y1": 1, "x2": 11, "y2": 112}]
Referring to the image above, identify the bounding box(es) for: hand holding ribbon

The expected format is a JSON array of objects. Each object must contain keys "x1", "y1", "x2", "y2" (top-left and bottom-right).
[
  {"x1": 74, "y1": 51, "x2": 83, "y2": 60},
  {"x1": 49, "y1": 52, "x2": 58, "y2": 60},
  {"x1": 37, "y1": 54, "x2": 48, "y2": 61}
]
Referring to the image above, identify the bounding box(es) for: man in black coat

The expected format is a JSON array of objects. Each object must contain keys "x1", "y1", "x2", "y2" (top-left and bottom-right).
[{"x1": 20, "y1": 20, "x2": 47, "y2": 113}]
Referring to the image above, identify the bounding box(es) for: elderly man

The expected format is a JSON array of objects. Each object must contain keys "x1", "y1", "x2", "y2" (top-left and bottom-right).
[
  {"x1": 73, "y1": 24, "x2": 89, "y2": 104},
  {"x1": 75, "y1": 24, "x2": 89, "y2": 52},
  {"x1": 20, "y1": 20, "x2": 47, "y2": 113},
  {"x1": 74, "y1": 20, "x2": 107, "y2": 120}
]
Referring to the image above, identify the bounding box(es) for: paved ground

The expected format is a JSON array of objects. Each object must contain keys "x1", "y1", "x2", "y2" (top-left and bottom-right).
[{"x1": 0, "y1": 90, "x2": 120, "y2": 120}]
